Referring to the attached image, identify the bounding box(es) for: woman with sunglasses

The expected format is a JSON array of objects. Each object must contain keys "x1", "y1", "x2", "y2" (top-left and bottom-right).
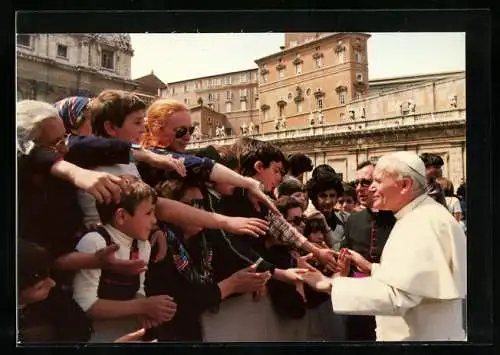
[{"x1": 139, "y1": 99, "x2": 279, "y2": 215}]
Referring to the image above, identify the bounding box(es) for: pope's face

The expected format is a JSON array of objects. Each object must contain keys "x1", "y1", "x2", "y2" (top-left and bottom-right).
[{"x1": 370, "y1": 168, "x2": 406, "y2": 211}]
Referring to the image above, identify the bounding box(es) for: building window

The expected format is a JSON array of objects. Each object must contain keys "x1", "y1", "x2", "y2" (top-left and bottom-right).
[
  {"x1": 226, "y1": 90, "x2": 232, "y2": 100},
  {"x1": 241, "y1": 101, "x2": 247, "y2": 111},
  {"x1": 354, "y1": 91, "x2": 361, "y2": 101},
  {"x1": 184, "y1": 84, "x2": 188, "y2": 93},
  {"x1": 251, "y1": 72, "x2": 257, "y2": 81},
  {"x1": 226, "y1": 102, "x2": 232, "y2": 112},
  {"x1": 17, "y1": 34, "x2": 31, "y2": 47},
  {"x1": 297, "y1": 101, "x2": 303, "y2": 113},
  {"x1": 239, "y1": 88, "x2": 247, "y2": 98},
  {"x1": 295, "y1": 63, "x2": 302, "y2": 75},
  {"x1": 57, "y1": 44, "x2": 68, "y2": 58},
  {"x1": 171, "y1": 87, "x2": 176, "y2": 96},
  {"x1": 355, "y1": 51, "x2": 362, "y2": 63},
  {"x1": 224, "y1": 76, "x2": 232, "y2": 85},
  {"x1": 240, "y1": 73, "x2": 248, "y2": 83},
  {"x1": 279, "y1": 105, "x2": 285, "y2": 117},
  {"x1": 287, "y1": 92, "x2": 293, "y2": 102},
  {"x1": 208, "y1": 93, "x2": 214, "y2": 102},
  {"x1": 184, "y1": 98, "x2": 190, "y2": 105},
  {"x1": 315, "y1": 56, "x2": 322, "y2": 68},
  {"x1": 339, "y1": 92, "x2": 345, "y2": 105},
  {"x1": 278, "y1": 68, "x2": 285, "y2": 79},
  {"x1": 101, "y1": 49, "x2": 114, "y2": 70},
  {"x1": 337, "y1": 51, "x2": 345, "y2": 64},
  {"x1": 263, "y1": 109, "x2": 269, "y2": 120},
  {"x1": 316, "y1": 98, "x2": 323, "y2": 111}
]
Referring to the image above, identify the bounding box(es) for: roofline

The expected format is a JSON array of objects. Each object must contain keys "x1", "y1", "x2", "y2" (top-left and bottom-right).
[
  {"x1": 254, "y1": 32, "x2": 371, "y2": 64},
  {"x1": 369, "y1": 70, "x2": 465, "y2": 84},
  {"x1": 132, "y1": 74, "x2": 168, "y2": 88},
  {"x1": 167, "y1": 67, "x2": 258, "y2": 85}
]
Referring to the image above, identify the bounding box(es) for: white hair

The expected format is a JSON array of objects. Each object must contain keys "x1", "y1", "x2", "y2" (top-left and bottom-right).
[
  {"x1": 17, "y1": 100, "x2": 60, "y2": 155},
  {"x1": 376, "y1": 155, "x2": 427, "y2": 196}
]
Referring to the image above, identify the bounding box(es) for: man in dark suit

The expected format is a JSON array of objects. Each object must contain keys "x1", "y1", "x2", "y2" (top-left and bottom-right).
[{"x1": 340, "y1": 160, "x2": 396, "y2": 341}]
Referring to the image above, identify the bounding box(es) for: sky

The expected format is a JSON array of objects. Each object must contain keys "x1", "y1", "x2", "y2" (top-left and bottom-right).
[{"x1": 129, "y1": 32, "x2": 465, "y2": 84}]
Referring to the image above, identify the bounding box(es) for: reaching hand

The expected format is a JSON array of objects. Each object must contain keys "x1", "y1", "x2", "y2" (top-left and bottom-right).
[
  {"x1": 140, "y1": 295, "x2": 177, "y2": 324},
  {"x1": 221, "y1": 216, "x2": 269, "y2": 238},
  {"x1": 115, "y1": 328, "x2": 148, "y2": 342},
  {"x1": 274, "y1": 267, "x2": 309, "y2": 285},
  {"x1": 150, "y1": 153, "x2": 186, "y2": 177},
  {"x1": 294, "y1": 253, "x2": 316, "y2": 271},
  {"x1": 96, "y1": 244, "x2": 147, "y2": 275},
  {"x1": 315, "y1": 248, "x2": 339, "y2": 273},
  {"x1": 301, "y1": 267, "x2": 333, "y2": 294},
  {"x1": 73, "y1": 169, "x2": 128, "y2": 204},
  {"x1": 335, "y1": 248, "x2": 351, "y2": 277},
  {"x1": 246, "y1": 179, "x2": 280, "y2": 214},
  {"x1": 150, "y1": 229, "x2": 168, "y2": 262},
  {"x1": 228, "y1": 264, "x2": 271, "y2": 294},
  {"x1": 346, "y1": 248, "x2": 372, "y2": 275}
]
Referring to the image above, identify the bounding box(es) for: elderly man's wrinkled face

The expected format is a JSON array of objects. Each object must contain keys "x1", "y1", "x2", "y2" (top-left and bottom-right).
[
  {"x1": 36, "y1": 116, "x2": 69, "y2": 156},
  {"x1": 370, "y1": 168, "x2": 409, "y2": 212}
]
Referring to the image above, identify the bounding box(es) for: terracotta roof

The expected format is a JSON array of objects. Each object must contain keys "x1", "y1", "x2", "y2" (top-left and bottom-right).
[{"x1": 133, "y1": 73, "x2": 167, "y2": 89}]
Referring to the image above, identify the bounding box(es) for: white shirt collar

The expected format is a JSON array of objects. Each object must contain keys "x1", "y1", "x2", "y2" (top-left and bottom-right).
[
  {"x1": 394, "y1": 193, "x2": 428, "y2": 220},
  {"x1": 103, "y1": 224, "x2": 135, "y2": 247}
]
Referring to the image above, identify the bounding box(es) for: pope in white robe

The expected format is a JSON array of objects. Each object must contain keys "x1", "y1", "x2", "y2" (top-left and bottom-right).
[{"x1": 304, "y1": 151, "x2": 467, "y2": 341}]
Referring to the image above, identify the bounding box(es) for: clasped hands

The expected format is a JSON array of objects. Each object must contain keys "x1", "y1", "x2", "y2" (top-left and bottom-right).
[{"x1": 294, "y1": 247, "x2": 372, "y2": 294}]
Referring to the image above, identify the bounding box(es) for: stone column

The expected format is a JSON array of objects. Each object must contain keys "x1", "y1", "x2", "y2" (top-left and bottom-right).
[
  {"x1": 448, "y1": 146, "x2": 464, "y2": 189},
  {"x1": 346, "y1": 151, "x2": 358, "y2": 182}
]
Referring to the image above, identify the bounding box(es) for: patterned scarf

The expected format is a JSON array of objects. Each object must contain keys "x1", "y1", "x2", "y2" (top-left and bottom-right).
[
  {"x1": 54, "y1": 96, "x2": 91, "y2": 132},
  {"x1": 162, "y1": 226, "x2": 214, "y2": 285}
]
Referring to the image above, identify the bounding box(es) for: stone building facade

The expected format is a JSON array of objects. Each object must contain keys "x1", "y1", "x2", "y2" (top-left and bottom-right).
[
  {"x1": 161, "y1": 69, "x2": 259, "y2": 137},
  {"x1": 189, "y1": 105, "x2": 231, "y2": 140},
  {"x1": 255, "y1": 32, "x2": 370, "y2": 132},
  {"x1": 16, "y1": 33, "x2": 137, "y2": 103},
  {"x1": 188, "y1": 75, "x2": 466, "y2": 188}
]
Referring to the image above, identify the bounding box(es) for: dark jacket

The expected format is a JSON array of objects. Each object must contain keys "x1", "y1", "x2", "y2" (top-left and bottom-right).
[
  {"x1": 341, "y1": 209, "x2": 396, "y2": 267},
  {"x1": 144, "y1": 227, "x2": 221, "y2": 341}
]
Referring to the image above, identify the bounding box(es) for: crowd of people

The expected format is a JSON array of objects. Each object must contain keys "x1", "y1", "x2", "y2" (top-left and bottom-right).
[{"x1": 17, "y1": 90, "x2": 467, "y2": 343}]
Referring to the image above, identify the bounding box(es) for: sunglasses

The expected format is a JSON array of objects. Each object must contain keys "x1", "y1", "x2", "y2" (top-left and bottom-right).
[
  {"x1": 288, "y1": 215, "x2": 305, "y2": 226},
  {"x1": 353, "y1": 178, "x2": 373, "y2": 188},
  {"x1": 175, "y1": 126, "x2": 196, "y2": 139}
]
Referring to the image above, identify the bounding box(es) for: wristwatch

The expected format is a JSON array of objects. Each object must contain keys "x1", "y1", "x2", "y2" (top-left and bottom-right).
[{"x1": 129, "y1": 143, "x2": 142, "y2": 163}]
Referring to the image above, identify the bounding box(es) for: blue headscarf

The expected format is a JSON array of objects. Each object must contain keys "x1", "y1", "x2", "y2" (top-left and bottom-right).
[{"x1": 54, "y1": 96, "x2": 91, "y2": 132}]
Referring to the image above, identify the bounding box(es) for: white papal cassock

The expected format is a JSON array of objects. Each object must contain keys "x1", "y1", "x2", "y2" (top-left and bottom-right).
[{"x1": 331, "y1": 194, "x2": 467, "y2": 341}]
